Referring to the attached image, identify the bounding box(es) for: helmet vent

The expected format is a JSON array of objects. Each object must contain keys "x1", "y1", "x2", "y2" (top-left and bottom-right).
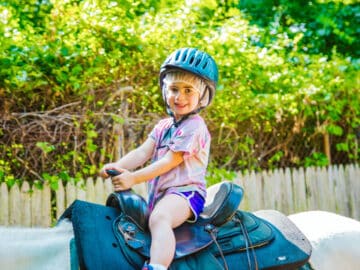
[
  {"x1": 195, "y1": 58, "x2": 201, "y2": 67},
  {"x1": 189, "y1": 56, "x2": 195, "y2": 64},
  {"x1": 175, "y1": 51, "x2": 181, "y2": 61},
  {"x1": 182, "y1": 53, "x2": 187, "y2": 62}
]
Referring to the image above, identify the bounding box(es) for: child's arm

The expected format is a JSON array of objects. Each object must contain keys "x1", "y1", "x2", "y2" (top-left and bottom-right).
[
  {"x1": 99, "y1": 138, "x2": 155, "y2": 178},
  {"x1": 115, "y1": 137, "x2": 155, "y2": 169},
  {"x1": 111, "y1": 150, "x2": 184, "y2": 191}
]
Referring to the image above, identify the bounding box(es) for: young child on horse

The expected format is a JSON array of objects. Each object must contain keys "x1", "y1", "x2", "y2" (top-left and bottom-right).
[{"x1": 100, "y1": 47, "x2": 218, "y2": 270}]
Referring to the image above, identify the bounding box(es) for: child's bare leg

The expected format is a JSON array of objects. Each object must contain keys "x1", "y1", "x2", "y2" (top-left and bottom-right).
[{"x1": 148, "y1": 194, "x2": 192, "y2": 268}]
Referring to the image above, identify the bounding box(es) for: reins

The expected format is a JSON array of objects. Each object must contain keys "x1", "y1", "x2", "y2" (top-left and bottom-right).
[
  {"x1": 234, "y1": 215, "x2": 259, "y2": 270},
  {"x1": 207, "y1": 214, "x2": 260, "y2": 270},
  {"x1": 205, "y1": 224, "x2": 229, "y2": 270}
]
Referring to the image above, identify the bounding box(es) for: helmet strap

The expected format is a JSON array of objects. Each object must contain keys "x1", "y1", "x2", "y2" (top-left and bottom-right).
[{"x1": 166, "y1": 105, "x2": 198, "y2": 128}]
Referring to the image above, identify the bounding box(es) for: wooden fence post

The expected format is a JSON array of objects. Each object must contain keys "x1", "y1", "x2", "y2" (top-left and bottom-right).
[
  {"x1": 347, "y1": 164, "x2": 360, "y2": 220},
  {"x1": 41, "y1": 183, "x2": 51, "y2": 227},
  {"x1": 0, "y1": 182, "x2": 9, "y2": 225},
  {"x1": 20, "y1": 181, "x2": 31, "y2": 226},
  {"x1": 56, "y1": 180, "x2": 65, "y2": 220},
  {"x1": 292, "y1": 167, "x2": 308, "y2": 212},
  {"x1": 65, "y1": 182, "x2": 77, "y2": 208},
  {"x1": 9, "y1": 184, "x2": 20, "y2": 226}
]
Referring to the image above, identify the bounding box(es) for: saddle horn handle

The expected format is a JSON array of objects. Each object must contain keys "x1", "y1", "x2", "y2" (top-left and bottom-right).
[{"x1": 106, "y1": 169, "x2": 122, "y2": 177}]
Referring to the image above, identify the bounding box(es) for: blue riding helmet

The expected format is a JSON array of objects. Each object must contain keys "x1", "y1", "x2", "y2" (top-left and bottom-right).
[{"x1": 159, "y1": 48, "x2": 219, "y2": 109}]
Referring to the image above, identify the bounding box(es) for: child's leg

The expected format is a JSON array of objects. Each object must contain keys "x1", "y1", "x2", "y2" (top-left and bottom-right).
[{"x1": 148, "y1": 194, "x2": 192, "y2": 268}]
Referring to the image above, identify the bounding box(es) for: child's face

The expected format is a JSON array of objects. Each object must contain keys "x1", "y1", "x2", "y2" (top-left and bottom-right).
[{"x1": 166, "y1": 81, "x2": 200, "y2": 120}]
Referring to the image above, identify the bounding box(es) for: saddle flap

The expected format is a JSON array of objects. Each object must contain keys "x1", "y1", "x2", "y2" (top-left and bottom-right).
[
  {"x1": 115, "y1": 214, "x2": 214, "y2": 259},
  {"x1": 211, "y1": 211, "x2": 275, "y2": 254},
  {"x1": 173, "y1": 222, "x2": 214, "y2": 258}
]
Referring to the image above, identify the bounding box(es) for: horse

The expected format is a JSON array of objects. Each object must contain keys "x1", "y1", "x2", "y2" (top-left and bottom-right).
[{"x1": 0, "y1": 183, "x2": 359, "y2": 270}]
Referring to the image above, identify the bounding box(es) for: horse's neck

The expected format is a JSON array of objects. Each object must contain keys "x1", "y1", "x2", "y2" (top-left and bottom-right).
[
  {"x1": 0, "y1": 220, "x2": 74, "y2": 270},
  {"x1": 0, "y1": 219, "x2": 73, "y2": 237}
]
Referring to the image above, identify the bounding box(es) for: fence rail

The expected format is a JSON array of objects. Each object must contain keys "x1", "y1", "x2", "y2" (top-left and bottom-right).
[{"x1": 0, "y1": 164, "x2": 359, "y2": 227}]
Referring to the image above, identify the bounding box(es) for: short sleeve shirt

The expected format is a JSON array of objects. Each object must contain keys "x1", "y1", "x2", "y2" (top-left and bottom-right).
[{"x1": 147, "y1": 114, "x2": 210, "y2": 209}]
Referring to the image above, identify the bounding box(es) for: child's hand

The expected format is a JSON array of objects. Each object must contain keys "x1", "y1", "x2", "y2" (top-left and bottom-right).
[
  {"x1": 99, "y1": 162, "x2": 121, "y2": 179},
  {"x1": 111, "y1": 169, "x2": 136, "y2": 191}
]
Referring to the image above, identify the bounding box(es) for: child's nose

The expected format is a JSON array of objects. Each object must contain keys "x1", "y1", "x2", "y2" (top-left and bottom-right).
[{"x1": 175, "y1": 91, "x2": 185, "y2": 100}]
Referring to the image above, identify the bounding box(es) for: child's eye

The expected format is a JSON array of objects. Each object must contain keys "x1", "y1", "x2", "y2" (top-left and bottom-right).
[
  {"x1": 184, "y1": 88, "x2": 193, "y2": 94},
  {"x1": 168, "y1": 87, "x2": 179, "y2": 94}
]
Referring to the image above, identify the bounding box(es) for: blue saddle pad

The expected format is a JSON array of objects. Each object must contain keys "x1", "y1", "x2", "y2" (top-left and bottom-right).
[
  {"x1": 60, "y1": 200, "x2": 311, "y2": 270},
  {"x1": 60, "y1": 200, "x2": 142, "y2": 270}
]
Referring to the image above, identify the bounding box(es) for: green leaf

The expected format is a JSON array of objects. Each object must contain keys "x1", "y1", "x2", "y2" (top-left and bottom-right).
[
  {"x1": 326, "y1": 124, "x2": 343, "y2": 136},
  {"x1": 36, "y1": 142, "x2": 55, "y2": 154}
]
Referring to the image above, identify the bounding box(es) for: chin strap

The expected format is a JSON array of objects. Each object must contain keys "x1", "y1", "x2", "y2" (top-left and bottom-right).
[{"x1": 165, "y1": 107, "x2": 193, "y2": 128}]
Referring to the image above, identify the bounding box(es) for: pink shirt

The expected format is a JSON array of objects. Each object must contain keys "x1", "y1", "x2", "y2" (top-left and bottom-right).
[{"x1": 147, "y1": 114, "x2": 210, "y2": 209}]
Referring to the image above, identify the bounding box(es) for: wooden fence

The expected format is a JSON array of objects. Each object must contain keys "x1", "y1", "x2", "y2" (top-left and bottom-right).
[{"x1": 0, "y1": 164, "x2": 359, "y2": 227}]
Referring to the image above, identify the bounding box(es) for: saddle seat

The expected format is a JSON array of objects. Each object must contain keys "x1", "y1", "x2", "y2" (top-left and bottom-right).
[{"x1": 106, "y1": 181, "x2": 244, "y2": 258}]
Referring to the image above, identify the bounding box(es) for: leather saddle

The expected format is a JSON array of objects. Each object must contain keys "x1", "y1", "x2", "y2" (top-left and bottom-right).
[
  {"x1": 106, "y1": 182, "x2": 273, "y2": 259},
  {"x1": 106, "y1": 181, "x2": 243, "y2": 229}
]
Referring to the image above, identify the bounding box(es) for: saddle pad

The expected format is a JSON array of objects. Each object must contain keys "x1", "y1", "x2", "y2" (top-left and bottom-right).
[
  {"x1": 254, "y1": 210, "x2": 312, "y2": 258},
  {"x1": 59, "y1": 200, "x2": 311, "y2": 270},
  {"x1": 216, "y1": 210, "x2": 312, "y2": 270},
  {"x1": 60, "y1": 200, "x2": 144, "y2": 270}
]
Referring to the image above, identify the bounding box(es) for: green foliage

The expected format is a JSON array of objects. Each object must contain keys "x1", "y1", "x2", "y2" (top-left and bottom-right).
[
  {"x1": 238, "y1": 0, "x2": 360, "y2": 58},
  {"x1": 0, "y1": 0, "x2": 359, "y2": 188},
  {"x1": 206, "y1": 165, "x2": 237, "y2": 187},
  {"x1": 36, "y1": 142, "x2": 55, "y2": 154},
  {"x1": 305, "y1": 152, "x2": 329, "y2": 167}
]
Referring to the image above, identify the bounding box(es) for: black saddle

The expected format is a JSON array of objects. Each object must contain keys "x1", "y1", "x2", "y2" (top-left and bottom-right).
[{"x1": 106, "y1": 181, "x2": 244, "y2": 258}]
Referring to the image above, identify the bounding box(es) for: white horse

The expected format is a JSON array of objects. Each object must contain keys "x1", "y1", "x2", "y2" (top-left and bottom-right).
[
  {"x1": 288, "y1": 211, "x2": 360, "y2": 270},
  {"x1": 0, "y1": 219, "x2": 74, "y2": 270},
  {"x1": 0, "y1": 211, "x2": 359, "y2": 270}
]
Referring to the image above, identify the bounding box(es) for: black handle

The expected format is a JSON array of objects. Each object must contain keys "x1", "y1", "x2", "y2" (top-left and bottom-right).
[{"x1": 106, "y1": 169, "x2": 121, "y2": 177}]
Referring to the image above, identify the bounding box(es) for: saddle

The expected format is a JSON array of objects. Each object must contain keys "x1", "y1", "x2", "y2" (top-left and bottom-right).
[{"x1": 106, "y1": 181, "x2": 245, "y2": 258}]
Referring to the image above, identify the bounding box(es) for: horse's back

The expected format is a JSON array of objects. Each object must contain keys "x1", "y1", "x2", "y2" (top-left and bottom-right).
[{"x1": 289, "y1": 211, "x2": 360, "y2": 270}]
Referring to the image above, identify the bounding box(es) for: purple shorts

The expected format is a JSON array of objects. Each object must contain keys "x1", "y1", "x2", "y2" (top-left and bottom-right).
[{"x1": 170, "y1": 190, "x2": 205, "y2": 223}]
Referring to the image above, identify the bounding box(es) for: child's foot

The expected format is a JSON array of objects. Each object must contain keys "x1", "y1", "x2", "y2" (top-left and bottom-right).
[
  {"x1": 142, "y1": 263, "x2": 166, "y2": 270},
  {"x1": 141, "y1": 262, "x2": 153, "y2": 270}
]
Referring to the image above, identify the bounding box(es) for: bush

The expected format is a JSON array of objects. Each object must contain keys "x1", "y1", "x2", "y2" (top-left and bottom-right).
[{"x1": 1, "y1": 0, "x2": 359, "y2": 187}]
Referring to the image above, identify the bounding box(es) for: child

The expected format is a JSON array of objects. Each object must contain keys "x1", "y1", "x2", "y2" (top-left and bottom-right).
[{"x1": 100, "y1": 47, "x2": 218, "y2": 270}]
